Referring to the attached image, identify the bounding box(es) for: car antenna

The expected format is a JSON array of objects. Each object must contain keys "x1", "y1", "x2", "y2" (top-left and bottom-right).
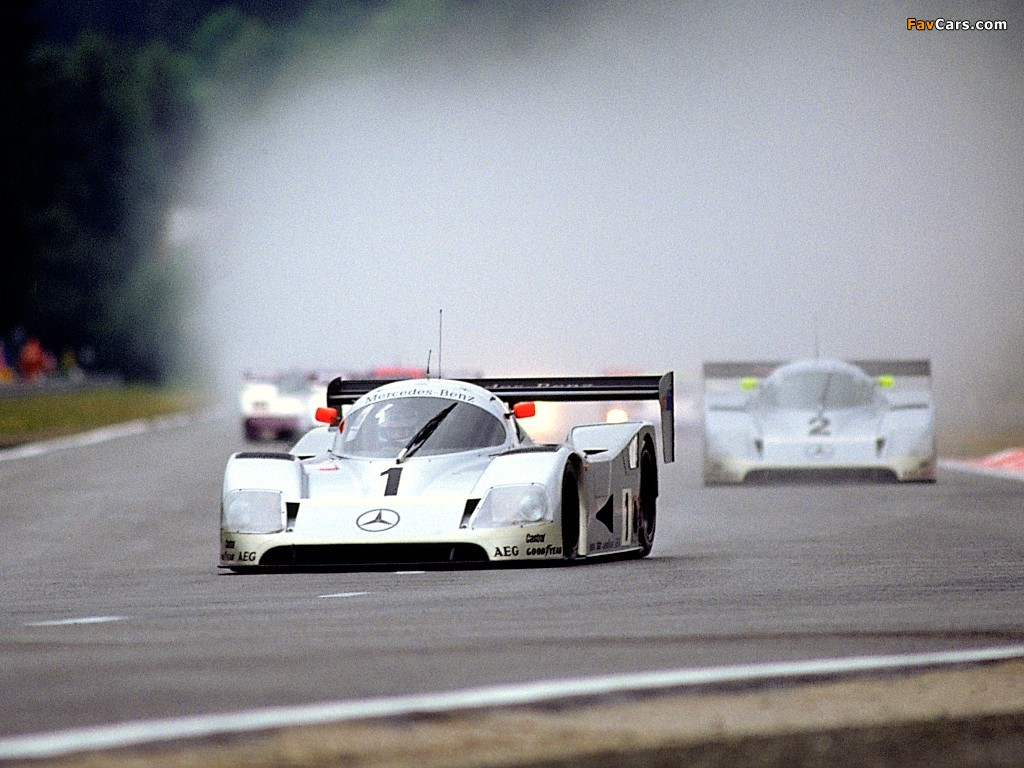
[
  {"x1": 425, "y1": 349, "x2": 432, "y2": 378},
  {"x1": 813, "y1": 313, "x2": 821, "y2": 362},
  {"x1": 437, "y1": 308, "x2": 443, "y2": 379}
]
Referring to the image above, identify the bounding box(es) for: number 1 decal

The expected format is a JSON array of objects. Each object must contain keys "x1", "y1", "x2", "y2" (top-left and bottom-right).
[{"x1": 381, "y1": 467, "x2": 402, "y2": 495}]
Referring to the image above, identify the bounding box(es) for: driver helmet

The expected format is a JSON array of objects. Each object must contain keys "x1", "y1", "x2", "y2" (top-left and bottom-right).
[{"x1": 377, "y1": 401, "x2": 421, "y2": 446}]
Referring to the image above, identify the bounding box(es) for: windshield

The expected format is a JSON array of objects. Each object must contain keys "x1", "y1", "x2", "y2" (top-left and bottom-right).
[
  {"x1": 335, "y1": 397, "x2": 507, "y2": 458},
  {"x1": 759, "y1": 371, "x2": 874, "y2": 410}
]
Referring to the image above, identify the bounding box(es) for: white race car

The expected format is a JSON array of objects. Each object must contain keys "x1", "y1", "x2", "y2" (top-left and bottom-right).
[
  {"x1": 702, "y1": 359, "x2": 935, "y2": 484},
  {"x1": 239, "y1": 370, "x2": 329, "y2": 442},
  {"x1": 221, "y1": 373, "x2": 675, "y2": 570}
]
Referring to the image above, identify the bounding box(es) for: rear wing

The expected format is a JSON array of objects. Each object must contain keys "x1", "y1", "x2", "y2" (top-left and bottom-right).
[
  {"x1": 703, "y1": 359, "x2": 932, "y2": 409},
  {"x1": 702, "y1": 362, "x2": 778, "y2": 413},
  {"x1": 853, "y1": 360, "x2": 932, "y2": 409},
  {"x1": 849, "y1": 359, "x2": 930, "y2": 377},
  {"x1": 327, "y1": 373, "x2": 675, "y2": 463},
  {"x1": 703, "y1": 360, "x2": 931, "y2": 379}
]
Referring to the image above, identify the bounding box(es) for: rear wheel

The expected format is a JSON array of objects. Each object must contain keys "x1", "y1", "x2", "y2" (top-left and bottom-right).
[
  {"x1": 636, "y1": 442, "x2": 657, "y2": 557},
  {"x1": 560, "y1": 462, "x2": 581, "y2": 561}
]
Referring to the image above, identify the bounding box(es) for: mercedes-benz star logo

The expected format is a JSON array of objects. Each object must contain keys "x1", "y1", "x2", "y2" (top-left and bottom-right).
[
  {"x1": 356, "y1": 508, "x2": 400, "y2": 532},
  {"x1": 805, "y1": 443, "x2": 836, "y2": 459}
]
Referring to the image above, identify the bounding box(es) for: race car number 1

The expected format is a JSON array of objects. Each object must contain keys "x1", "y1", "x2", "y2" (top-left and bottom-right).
[{"x1": 381, "y1": 467, "x2": 402, "y2": 495}]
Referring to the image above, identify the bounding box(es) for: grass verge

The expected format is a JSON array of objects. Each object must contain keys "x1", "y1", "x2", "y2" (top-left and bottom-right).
[{"x1": 0, "y1": 385, "x2": 206, "y2": 448}]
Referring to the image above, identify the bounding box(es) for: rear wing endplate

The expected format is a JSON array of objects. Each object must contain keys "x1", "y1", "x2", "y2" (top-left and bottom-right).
[{"x1": 327, "y1": 373, "x2": 675, "y2": 463}]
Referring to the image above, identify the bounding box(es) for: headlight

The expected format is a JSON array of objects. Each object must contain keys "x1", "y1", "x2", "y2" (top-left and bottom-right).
[
  {"x1": 471, "y1": 484, "x2": 550, "y2": 528},
  {"x1": 222, "y1": 489, "x2": 284, "y2": 533}
]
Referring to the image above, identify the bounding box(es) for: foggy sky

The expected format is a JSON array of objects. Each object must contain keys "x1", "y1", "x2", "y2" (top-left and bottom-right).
[{"x1": 176, "y1": 1, "x2": 1024, "y2": 446}]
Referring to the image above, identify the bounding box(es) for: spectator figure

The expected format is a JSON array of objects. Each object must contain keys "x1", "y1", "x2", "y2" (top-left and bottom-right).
[
  {"x1": 0, "y1": 341, "x2": 14, "y2": 383},
  {"x1": 78, "y1": 345, "x2": 96, "y2": 371},
  {"x1": 18, "y1": 337, "x2": 54, "y2": 381},
  {"x1": 59, "y1": 348, "x2": 84, "y2": 380}
]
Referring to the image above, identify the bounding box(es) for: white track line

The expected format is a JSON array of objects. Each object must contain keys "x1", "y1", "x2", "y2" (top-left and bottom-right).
[
  {"x1": 2, "y1": 644, "x2": 1023, "y2": 761},
  {"x1": 0, "y1": 412, "x2": 218, "y2": 463},
  {"x1": 318, "y1": 592, "x2": 368, "y2": 599},
  {"x1": 0, "y1": 421, "x2": 150, "y2": 461},
  {"x1": 24, "y1": 616, "x2": 126, "y2": 627}
]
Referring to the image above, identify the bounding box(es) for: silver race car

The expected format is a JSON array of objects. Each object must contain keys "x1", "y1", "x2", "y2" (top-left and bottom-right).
[
  {"x1": 702, "y1": 359, "x2": 935, "y2": 484},
  {"x1": 221, "y1": 373, "x2": 675, "y2": 570}
]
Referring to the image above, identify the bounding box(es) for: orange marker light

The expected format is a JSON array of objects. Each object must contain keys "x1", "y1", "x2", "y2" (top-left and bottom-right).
[
  {"x1": 315, "y1": 406, "x2": 338, "y2": 424},
  {"x1": 513, "y1": 402, "x2": 536, "y2": 419}
]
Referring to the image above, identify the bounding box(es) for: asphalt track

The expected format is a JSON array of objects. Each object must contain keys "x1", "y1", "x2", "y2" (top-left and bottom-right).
[{"x1": 1, "y1": 415, "x2": 1023, "y2": 761}]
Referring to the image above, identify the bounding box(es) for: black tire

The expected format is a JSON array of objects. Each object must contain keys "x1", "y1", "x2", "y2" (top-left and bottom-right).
[
  {"x1": 560, "y1": 461, "x2": 581, "y2": 561},
  {"x1": 636, "y1": 442, "x2": 657, "y2": 557}
]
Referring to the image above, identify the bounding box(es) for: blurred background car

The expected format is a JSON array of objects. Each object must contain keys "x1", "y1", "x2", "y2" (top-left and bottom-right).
[
  {"x1": 239, "y1": 369, "x2": 329, "y2": 442},
  {"x1": 702, "y1": 359, "x2": 935, "y2": 484}
]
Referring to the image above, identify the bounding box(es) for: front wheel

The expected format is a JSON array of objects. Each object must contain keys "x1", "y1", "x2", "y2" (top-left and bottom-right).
[
  {"x1": 636, "y1": 442, "x2": 657, "y2": 557},
  {"x1": 560, "y1": 462, "x2": 581, "y2": 561}
]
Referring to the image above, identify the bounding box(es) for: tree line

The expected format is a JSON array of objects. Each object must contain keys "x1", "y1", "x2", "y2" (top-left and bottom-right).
[{"x1": 1, "y1": 0, "x2": 567, "y2": 383}]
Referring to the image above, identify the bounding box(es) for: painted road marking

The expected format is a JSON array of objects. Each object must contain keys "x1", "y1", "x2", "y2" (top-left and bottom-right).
[
  {"x1": 968, "y1": 448, "x2": 1024, "y2": 472},
  {"x1": 25, "y1": 616, "x2": 126, "y2": 627},
  {"x1": 2, "y1": 644, "x2": 1023, "y2": 760},
  {"x1": 0, "y1": 412, "x2": 219, "y2": 463},
  {"x1": 318, "y1": 592, "x2": 368, "y2": 599},
  {"x1": 1, "y1": 422, "x2": 149, "y2": 461},
  {"x1": 941, "y1": 459, "x2": 1024, "y2": 482}
]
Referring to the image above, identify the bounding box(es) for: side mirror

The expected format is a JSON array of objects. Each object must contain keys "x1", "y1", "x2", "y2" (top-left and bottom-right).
[
  {"x1": 512, "y1": 401, "x2": 536, "y2": 419},
  {"x1": 315, "y1": 406, "x2": 338, "y2": 424}
]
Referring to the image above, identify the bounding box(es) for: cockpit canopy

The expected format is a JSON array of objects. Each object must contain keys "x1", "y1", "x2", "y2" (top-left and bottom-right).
[
  {"x1": 756, "y1": 361, "x2": 877, "y2": 411},
  {"x1": 334, "y1": 396, "x2": 508, "y2": 459}
]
